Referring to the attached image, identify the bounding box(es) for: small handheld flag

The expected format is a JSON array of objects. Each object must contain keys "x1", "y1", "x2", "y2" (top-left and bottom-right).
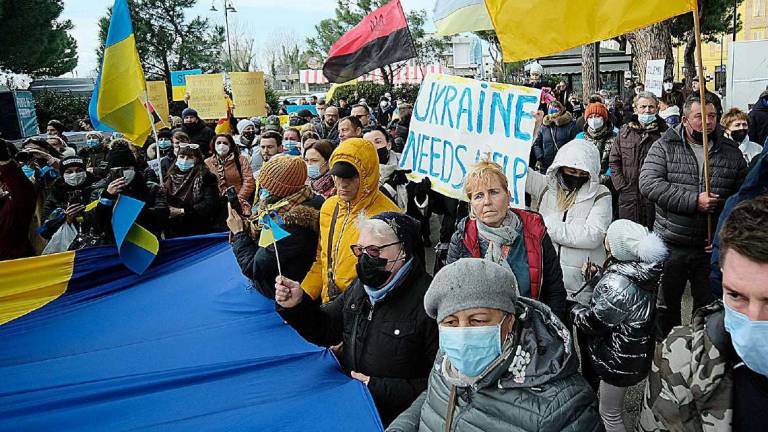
[
  {"x1": 112, "y1": 195, "x2": 159, "y2": 274},
  {"x1": 258, "y1": 211, "x2": 291, "y2": 276}
]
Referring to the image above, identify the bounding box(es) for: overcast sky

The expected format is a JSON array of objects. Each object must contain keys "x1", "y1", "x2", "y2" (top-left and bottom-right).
[{"x1": 61, "y1": 0, "x2": 436, "y2": 78}]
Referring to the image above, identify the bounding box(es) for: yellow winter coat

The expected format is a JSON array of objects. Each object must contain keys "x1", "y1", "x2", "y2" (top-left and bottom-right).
[{"x1": 302, "y1": 138, "x2": 401, "y2": 303}]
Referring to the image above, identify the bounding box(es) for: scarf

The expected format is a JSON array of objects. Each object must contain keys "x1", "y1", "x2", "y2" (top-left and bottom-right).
[
  {"x1": 364, "y1": 258, "x2": 414, "y2": 305},
  {"x1": 475, "y1": 210, "x2": 520, "y2": 271},
  {"x1": 585, "y1": 125, "x2": 611, "y2": 141},
  {"x1": 310, "y1": 173, "x2": 335, "y2": 197},
  {"x1": 246, "y1": 185, "x2": 313, "y2": 239},
  {"x1": 165, "y1": 168, "x2": 204, "y2": 207},
  {"x1": 542, "y1": 111, "x2": 574, "y2": 127}
]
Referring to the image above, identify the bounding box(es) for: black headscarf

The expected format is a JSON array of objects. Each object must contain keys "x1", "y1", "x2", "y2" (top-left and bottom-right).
[{"x1": 371, "y1": 212, "x2": 425, "y2": 267}]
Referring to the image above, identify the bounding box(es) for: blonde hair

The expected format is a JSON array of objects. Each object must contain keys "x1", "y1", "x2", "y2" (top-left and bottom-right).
[
  {"x1": 720, "y1": 107, "x2": 748, "y2": 129},
  {"x1": 463, "y1": 160, "x2": 509, "y2": 200}
]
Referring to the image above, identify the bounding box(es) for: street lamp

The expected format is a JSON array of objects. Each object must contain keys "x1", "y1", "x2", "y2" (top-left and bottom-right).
[{"x1": 210, "y1": 0, "x2": 237, "y2": 70}]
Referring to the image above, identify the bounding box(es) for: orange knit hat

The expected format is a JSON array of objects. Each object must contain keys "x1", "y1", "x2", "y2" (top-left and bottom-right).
[
  {"x1": 258, "y1": 155, "x2": 307, "y2": 198},
  {"x1": 584, "y1": 103, "x2": 609, "y2": 119}
]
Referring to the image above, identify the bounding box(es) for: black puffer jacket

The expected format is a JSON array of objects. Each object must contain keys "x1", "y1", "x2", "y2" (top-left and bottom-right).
[
  {"x1": 748, "y1": 94, "x2": 768, "y2": 146},
  {"x1": 40, "y1": 174, "x2": 98, "y2": 239},
  {"x1": 232, "y1": 195, "x2": 323, "y2": 298},
  {"x1": 571, "y1": 260, "x2": 661, "y2": 387},
  {"x1": 639, "y1": 125, "x2": 747, "y2": 246},
  {"x1": 278, "y1": 263, "x2": 438, "y2": 426},
  {"x1": 532, "y1": 113, "x2": 579, "y2": 173}
]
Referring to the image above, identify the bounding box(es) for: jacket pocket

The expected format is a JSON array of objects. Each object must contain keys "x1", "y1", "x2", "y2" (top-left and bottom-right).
[{"x1": 378, "y1": 321, "x2": 419, "y2": 360}]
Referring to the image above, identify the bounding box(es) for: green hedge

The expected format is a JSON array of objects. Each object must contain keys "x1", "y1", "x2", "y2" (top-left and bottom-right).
[
  {"x1": 33, "y1": 90, "x2": 90, "y2": 131},
  {"x1": 328, "y1": 81, "x2": 420, "y2": 105}
]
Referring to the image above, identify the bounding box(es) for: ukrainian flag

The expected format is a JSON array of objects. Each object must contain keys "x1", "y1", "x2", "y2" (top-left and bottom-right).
[
  {"x1": 433, "y1": 0, "x2": 493, "y2": 36},
  {"x1": 112, "y1": 194, "x2": 159, "y2": 274},
  {"x1": 88, "y1": 0, "x2": 152, "y2": 145}
]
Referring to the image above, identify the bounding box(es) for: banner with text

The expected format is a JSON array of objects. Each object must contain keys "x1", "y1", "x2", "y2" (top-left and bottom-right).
[
  {"x1": 645, "y1": 59, "x2": 665, "y2": 97},
  {"x1": 170, "y1": 69, "x2": 202, "y2": 101},
  {"x1": 146, "y1": 81, "x2": 170, "y2": 126},
  {"x1": 230, "y1": 71, "x2": 267, "y2": 118},
  {"x1": 186, "y1": 74, "x2": 227, "y2": 120},
  {"x1": 399, "y1": 74, "x2": 541, "y2": 207}
]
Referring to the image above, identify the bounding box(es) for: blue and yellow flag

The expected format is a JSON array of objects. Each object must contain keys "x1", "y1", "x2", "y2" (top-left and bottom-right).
[
  {"x1": 258, "y1": 211, "x2": 291, "y2": 248},
  {"x1": 89, "y1": 0, "x2": 152, "y2": 145},
  {"x1": 433, "y1": 0, "x2": 493, "y2": 36},
  {"x1": 112, "y1": 194, "x2": 159, "y2": 274}
]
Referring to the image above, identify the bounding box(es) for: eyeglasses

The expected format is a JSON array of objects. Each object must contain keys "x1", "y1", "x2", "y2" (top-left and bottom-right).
[
  {"x1": 178, "y1": 143, "x2": 199, "y2": 149},
  {"x1": 350, "y1": 241, "x2": 402, "y2": 258}
]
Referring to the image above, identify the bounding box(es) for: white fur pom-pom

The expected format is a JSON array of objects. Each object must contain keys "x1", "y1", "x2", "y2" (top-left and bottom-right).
[{"x1": 637, "y1": 232, "x2": 668, "y2": 263}]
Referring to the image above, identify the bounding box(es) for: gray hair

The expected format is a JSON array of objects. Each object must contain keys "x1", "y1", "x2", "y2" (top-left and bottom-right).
[
  {"x1": 683, "y1": 93, "x2": 718, "y2": 117},
  {"x1": 634, "y1": 91, "x2": 659, "y2": 106},
  {"x1": 356, "y1": 214, "x2": 398, "y2": 244}
]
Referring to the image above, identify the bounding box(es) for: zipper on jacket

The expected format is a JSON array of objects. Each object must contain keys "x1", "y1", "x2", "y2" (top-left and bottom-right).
[
  {"x1": 367, "y1": 303, "x2": 375, "y2": 321},
  {"x1": 331, "y1": 202, "x2": 352, "y2": 284},
  {"x1": 556, "y1": 209, "x2": 569, "y2": 257}
]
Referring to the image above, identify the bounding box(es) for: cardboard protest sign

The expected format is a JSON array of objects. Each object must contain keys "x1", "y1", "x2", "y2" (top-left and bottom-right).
[
  {"x1": 146, "y1": 81, "x2": 170, "y2": 126},
  {"x1": 170, "y1": 69, "x2": 202, "y2": 101},
  {"x1": 286, "y1": 105, "x2": 318, "y2": 115},
  {"x1": 645, "y1": 59, "x2": 665, "y2": 97},
  {"x1": 230, "y1": 71, "x2": 267, "y2": 118},
  {"x1": 186, "y1": 74, "x2": 227, "y2": 120},
  {"x1": 399, "y1": 74, "x2": 541, "y2": 207}
]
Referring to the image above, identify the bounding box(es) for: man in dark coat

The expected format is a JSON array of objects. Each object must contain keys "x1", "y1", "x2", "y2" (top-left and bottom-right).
[
  {"x1": 180, "y1": 108, "x2": 215, "y2": 157},
  {"x1": 0, "y1": 139, "x2": 36, "y2": 260},
  {"x1": 748, "y1": 89, "x2": 768, "y2": 146},
  {"x1": 640, "y1": 94, "x2": 747, "y2": 339}
]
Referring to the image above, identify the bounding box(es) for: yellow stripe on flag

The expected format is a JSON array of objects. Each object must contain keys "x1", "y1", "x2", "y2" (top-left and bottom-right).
[
  {"x1": 0, "y1": 252, "x2": 75, "y2": 325},
  {"x1": 483, "y1": 0, "x2": 695, "y2": 62},
  {"x1": 434, "y1": 3, "x2": 493, "y2": 36},
  {"x1": 125, "y1": 223, "x2": 160, "y2": 254}
]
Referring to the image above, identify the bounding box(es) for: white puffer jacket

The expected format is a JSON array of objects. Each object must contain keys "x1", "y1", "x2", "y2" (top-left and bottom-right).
[{"x1": 526, "y1": 139, "x2": 613, "y2": 305}]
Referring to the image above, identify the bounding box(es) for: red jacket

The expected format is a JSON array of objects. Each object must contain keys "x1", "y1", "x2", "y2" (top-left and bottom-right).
[{"x1": 0, "y1": 161, "x2": 36, "y2": 260}]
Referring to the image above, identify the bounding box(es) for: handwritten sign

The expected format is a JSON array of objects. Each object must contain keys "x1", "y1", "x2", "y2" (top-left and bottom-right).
[
  {"x1": 645, "y1": 59, "x2": 665, "y2": 97},
  {"x1": 170, "y1": 69, "x2": 202, "y2": 101},
  {"x1": 186, "y1": 74, "x2": 226, "y2": 120},
  {"x1": 230, "y1": 71, "x2": 267, "y2": 118},
  {"x1": 399, "y1": 74, "x2": 541, "y2": 207},
  {"x1": 146, "y1": 81, "x2": 170, "y2": 126}
]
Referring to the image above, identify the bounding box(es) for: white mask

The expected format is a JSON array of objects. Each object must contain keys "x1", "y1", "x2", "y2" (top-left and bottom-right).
[
  {"x1": 122, "y1": 168, "x2": 136, "y2": 184},
  {"x1": 663, "y1": 82, "x2": 673, "y2": 91},
  {"x1": 215, "y1": 143, "x2": 230, "y2": 156},
  {"x1": 63, "y1": 171, "x2": 86, "y2": 187},
  {"x1": 587, "y1": 117, "x2": 605, "y2": 130}
]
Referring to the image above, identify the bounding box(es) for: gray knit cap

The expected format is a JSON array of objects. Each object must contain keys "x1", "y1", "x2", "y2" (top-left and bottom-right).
[{"x1": 424, "y1": 258, "x2": 518, "y2": 322}]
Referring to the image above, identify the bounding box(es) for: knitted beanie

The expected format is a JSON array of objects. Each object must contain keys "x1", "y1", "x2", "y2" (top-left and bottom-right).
[
  {"x1": 424, "y1": 258, "x2": 518, "y2": 322},
  {"x1": 60, "y1": 156, "x2": 85, "y2": 171},
  {"x1": 258, "y1": 155, "x2": 307, "y2": 198},
  {"x1": 181, "y1": 107, "x2": 198, "y2": 118},
  {"x1": 237, "y1": 119, "x2": 255, "y2": 134},
  {"x1": 584, "y1": 103, "x2": 609, "y2": 120},
  {"x1": 606, "y1": 219, "x2": 668, "y2": 263}
]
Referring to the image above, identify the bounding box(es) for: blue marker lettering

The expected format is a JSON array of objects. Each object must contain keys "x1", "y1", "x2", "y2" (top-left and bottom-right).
[
  {"x1": 456, "y1": 87, "x2": 473, "y2": 133},
  {"x1": 514, "y1": 95, "x2": 539, "y2": 141},
  {"x1": 414, "y1": 82, "x2": 435, "y2": 122},
  {"x1": 441, "y1": 85, "x2": 457, "y2": 128}
]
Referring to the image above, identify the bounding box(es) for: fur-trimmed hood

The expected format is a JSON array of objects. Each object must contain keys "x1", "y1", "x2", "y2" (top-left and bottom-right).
[{"x1": 281, "y1": 196, "x2": 322, "y2": 233}]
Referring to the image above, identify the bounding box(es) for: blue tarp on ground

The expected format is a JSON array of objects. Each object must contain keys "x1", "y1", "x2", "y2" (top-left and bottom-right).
[{"x1": 0, "y1": 234, "x2": 383, "y2": 431}]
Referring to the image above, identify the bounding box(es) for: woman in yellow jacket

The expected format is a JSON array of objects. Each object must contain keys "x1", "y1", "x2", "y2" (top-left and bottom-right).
[{"x1": 301, "y1": 138, "x2": 401, "y2": 303}]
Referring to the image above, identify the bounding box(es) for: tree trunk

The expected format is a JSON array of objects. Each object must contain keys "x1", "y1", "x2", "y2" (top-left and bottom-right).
[
  {"x1": 582, "y1": 44, "x2": 597, "y2": 98},
  {"x1": 380, "y1": 66, "x2": 392, "y2": 87},
  {"x1": 626, "y1": 21, "x2": 674, "y2": 84},
  {"x1": 683, "y1": 32, "x2": 697, "y2": 93}
]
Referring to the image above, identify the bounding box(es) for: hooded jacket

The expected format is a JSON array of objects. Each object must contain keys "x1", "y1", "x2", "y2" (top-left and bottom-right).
[
  {"x1": 386, "y1": 298, "x2": 601, "y2": 432},
  {"x1": 608, "y1": 116, "x2": 667, "y2": 228},
  {"x1": 748, "y1": 93, "x2": 768, "y2": 146},
  {"x1": 301, "y1": 138, "x2": 401, "y2": 303},
  {"x1": 526, "y1": 139, "x2": 613, "y2": 305},
  {"x1": 571, "y1": 260, "x2": 662, "y2": 387},
  {"x1": 639, "y1": 125, "x2": 747, "y2": 247}
]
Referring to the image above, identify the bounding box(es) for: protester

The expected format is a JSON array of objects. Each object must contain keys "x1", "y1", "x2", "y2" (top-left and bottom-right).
[
  {"x1": 47, "y1": 135, "x2": 72, "y2": 156},
  {"x1": 609, "y1": 91, "x2": 668, "y2": 229},
  {"x1": 363, "y1": 125, "x2": 408, "y2": 210},
  {"x1": 301, "y1": 130, "x2": 320, "y2": 152},
  {"x1": 570, "y1": 94, "x2": 585, "y2": 120},
  {"x1": 571, "y1": 219, "x2": 668, "y2": 432},
  {"x1": 77, "y1": 141, "x2": 169, "y2": 247},
  {"x1": 338, "y1": 116, "x2": 363, "y2": 142},
  {"x1": 144, "y1": 128, "x2": 175, "y2": 184},
  {"x1": 301, "y1": 138, "x2": 400, "y2": 303},
  {"x1": 721, "y1": 108, "x2": 763, "y2": 163},
  {"x1": 638, "y1": 196, "x2": 768, "y2": 432},
  {"x1": 275, "y1": 212, "x2": 437, "y2": 426},
  {"x1": 532, "y1": 100, "x2": 579, "y2": 173},
  {"x1": 387, "y1": 258, "x2": 601, "y2": 432},
  {"x1": 640, "y1": 93, "x2": 747, "y2": 339},
  {"x1": 204, "y1": 134, "x2": 255, "y2": 218},
  {"x1": 0, "y1": 139, "x2": 36, "y2": 260},
  {"x1": 554, "y1": 80, "x2": 571, "y2": 109},
  {"x1": 658, "y1": 97, "x2": 681, "y2": 128},
  {"x1": 621, "y1": 78, "x2": 636, "y2": 120},
  {"x1": 180, "y1": 108, "x2": 215, "y2": 156},
  {"x1": 162, "y1": 143, "x2": 219, "y2": 238},
  {"x1": 351, "y1": 104, "x2": 371, "y2": 127},
  {"x1": 303, "y1": 139, "x2": 335, "y2": 198},
  {"x1": 78, "y1": 131, "x2": 109, "y2": 179},
  {"x1": 577, "y1": 102, "x2": 616, "y2": 185},
  {"x1": 229, "y1": 156, "x2": 323, "y2": 297},
  {"x1": 748, "y1": 88, "x2": 768, "y2": 146},
  {"x1": 337, "y1": 96, "x2": 351, "y2": 118},
  {"x1": 296, "y1": 109, "x2": 314, "y2": 126},
  {"x1": 691, "y1": 77, "x2": 723, "y2": 119},
  {"x1": 282, "y1": 128, "x2": 302, "y2": 155},
  {"x1": 171, "y1": 130, "x2": 191, "y2": 156},
  {"x1": 375, "y1": 97, "x2": 395, "y2": 126},
  {"x1": 252, "y1": 131, "x2": 283, "y2": 179},
  {"x1": 447, "y1": 160, "x2": 567, "y2": 321},
  {"x1": 235, "y1": 119, "x2": 258, "y2": 158},
  {"x1": 39, "y1": 156, "x2": 98, "y2": 241},
  {"x1": 46, "y1": 119, "x2": 68, "y2": 144}
]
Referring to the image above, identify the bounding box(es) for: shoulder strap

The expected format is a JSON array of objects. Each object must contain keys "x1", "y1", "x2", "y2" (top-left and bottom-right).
[
  {"x1": 594, "y1": 191, "x2": 611, "y2": 203},
  {"x1": 325, "y1": 203, "x2": 341, "y2": 294},
  {"x1": 550, "y1": 127, "x2": 560, "y2": 150},
  {"x1": 444, "y1": 385, "x2": 457, "y2": 432}
]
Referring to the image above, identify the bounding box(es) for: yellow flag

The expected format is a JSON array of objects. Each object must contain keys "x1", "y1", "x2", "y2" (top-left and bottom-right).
[{"x1": 484, "y1": 0, "x2": 695, "y2": 62}]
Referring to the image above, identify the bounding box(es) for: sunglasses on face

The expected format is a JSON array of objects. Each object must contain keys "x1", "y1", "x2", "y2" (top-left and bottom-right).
[{"x1": 350, "y1": 241, "x2": 402, "y2": 258}]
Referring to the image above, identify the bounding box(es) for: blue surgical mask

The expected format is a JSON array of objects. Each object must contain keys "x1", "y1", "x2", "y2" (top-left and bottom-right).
[
  {"x1": 638, "y1": 113, "x2": 656, "y2": 125},
  {"x1": 175, "y1": 158, "x2": 195, "y2": 172},
  {"x1": 307, "y1": 164, "x2": 322, "y2": 179},
  {"x1": 283, "y1": 140, "x2": 301, "y2": 156},
  {"x1": 21, "y1": 165, "x2": 36, "y2": 178},
  {"x1": 259, "y1": 188, "x2": 270, "y2": 201},
  {"x1": 86, "y1": 138, "x2": 100, "y2": 148},
  {"x1": 439, "y1": 319, "x2": 505, "y2": 377},
  {"x1": 158, "y1": 139, "x2": 172, "y2": 149},
  {"x1": 548, "y1": 108, "x2": 560, "y2": 115},
  {"x1": 724, "y1": 302, "x2": 768, "y2": 376}
]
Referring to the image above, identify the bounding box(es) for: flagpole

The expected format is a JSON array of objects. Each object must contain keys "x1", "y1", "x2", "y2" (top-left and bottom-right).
[
  {"x1": 272, "y1": 236, "x2": 283, "y2": 277},
  {"x1": 143, "y1": 89, "x2": 164, "y2": 184},
  {"x1": 692, "y1": 1, "x2": 713, "y2": 243}
]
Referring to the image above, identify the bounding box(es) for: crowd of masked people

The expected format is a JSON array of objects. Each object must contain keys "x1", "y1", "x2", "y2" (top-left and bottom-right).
[{"x1": 3, "y1": 80, "x2": 768, "y2": 431}]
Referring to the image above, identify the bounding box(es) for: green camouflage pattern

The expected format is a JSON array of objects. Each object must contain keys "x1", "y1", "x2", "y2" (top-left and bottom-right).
[{"x1": 636, "y1": 301, "x2": 733, "y2": 432}]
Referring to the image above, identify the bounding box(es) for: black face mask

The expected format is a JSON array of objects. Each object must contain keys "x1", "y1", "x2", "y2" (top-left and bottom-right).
[
  {"x1": 242, "y1": 131, "x2": 256, "y2": 141},
  {"x1": 377, "y1": 147, "x2": 389, "y2": 164},
  {"x1": 356, "y1": 253, "x2": 393, "y2": 289},
  {"x1": 687, "y1": 127, "x2": 716, "y2": 144},
  {"x1": 557, "y1": 171, "x2": 589, "y2": 192},
  {"x1": 730, "y1": 129, "x2": 748, "y2": 143}
]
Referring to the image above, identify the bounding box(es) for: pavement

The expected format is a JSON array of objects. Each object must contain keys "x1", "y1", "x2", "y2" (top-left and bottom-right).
[{"x1": 421, "y1": 214, "x2": 695, "y2": 429}]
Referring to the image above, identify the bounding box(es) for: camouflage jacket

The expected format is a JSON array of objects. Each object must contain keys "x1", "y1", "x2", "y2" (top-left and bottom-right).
[{"x1": 636, "y1": 301, "x2": 733, "y2": 432}]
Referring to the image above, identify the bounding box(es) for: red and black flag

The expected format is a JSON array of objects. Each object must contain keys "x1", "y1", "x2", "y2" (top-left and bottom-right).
[{"x1": 322, "y1": 0, "x2": 416, "y2": 84}]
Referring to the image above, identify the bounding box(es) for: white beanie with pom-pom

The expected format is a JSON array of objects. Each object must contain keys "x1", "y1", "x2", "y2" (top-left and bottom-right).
[{"x1": 606, "y1": 219, "x2": 668, "y2": 263}]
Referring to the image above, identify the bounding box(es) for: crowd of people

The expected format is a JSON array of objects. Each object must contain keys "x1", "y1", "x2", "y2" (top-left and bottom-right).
[{"x1": 2, "y1": 77, "x2": 768, "y2": 431}]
